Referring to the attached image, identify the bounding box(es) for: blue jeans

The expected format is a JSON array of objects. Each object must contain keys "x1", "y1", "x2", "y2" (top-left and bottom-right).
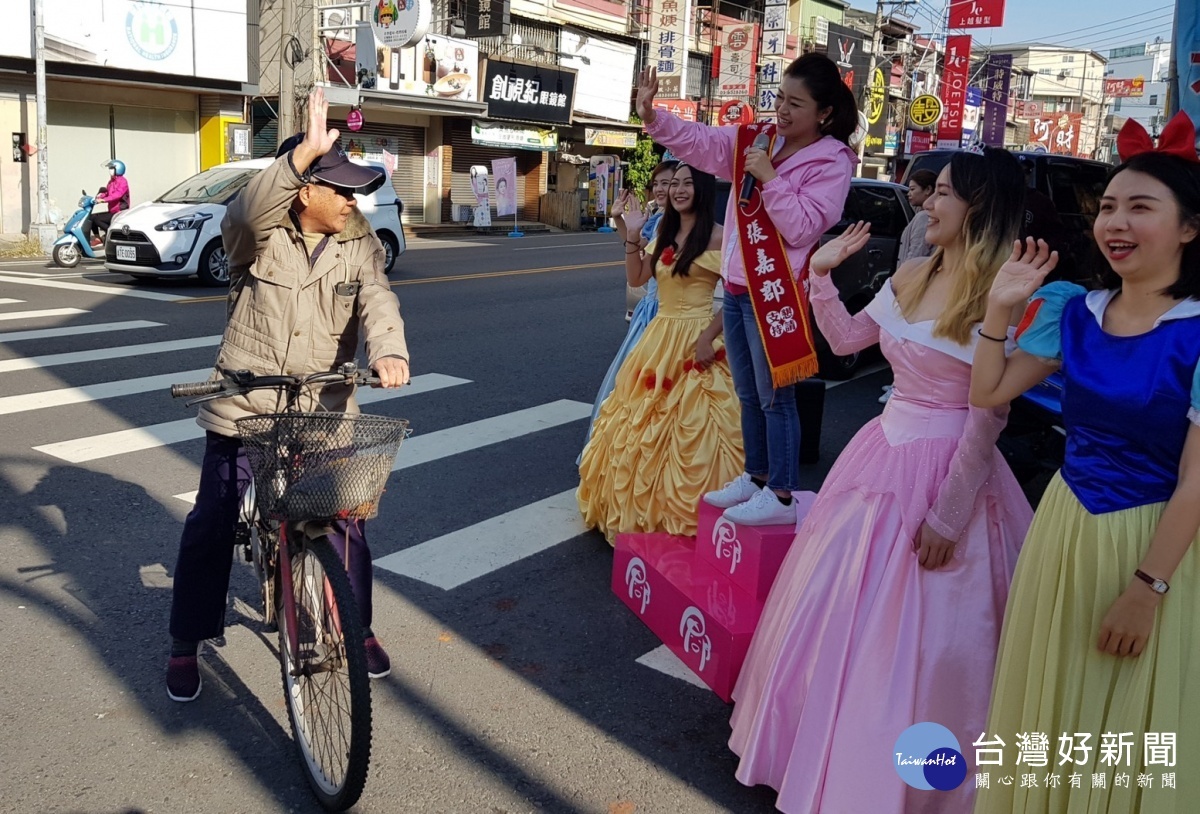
[{"x1": 723, "y1": 289, "x2": 800, "y2": 492}]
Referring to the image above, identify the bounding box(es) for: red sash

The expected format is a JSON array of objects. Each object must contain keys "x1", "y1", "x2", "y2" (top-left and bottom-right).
[{"x1": 732, "y1": 123, "x2": 820, "y2": 388}]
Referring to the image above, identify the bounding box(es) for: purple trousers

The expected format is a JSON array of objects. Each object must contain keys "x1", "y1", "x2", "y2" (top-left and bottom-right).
[{"x1": 169, "y1": 431, "x2": 374, "y2": 642}]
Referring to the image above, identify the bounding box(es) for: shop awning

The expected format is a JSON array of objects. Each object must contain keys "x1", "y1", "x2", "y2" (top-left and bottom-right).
[
  {"x1": 571, "y1": 115, "x2": 642, "y2": 130},
  {"x1": 358, "y1": 89, "x2": 488, "y2": 118}
]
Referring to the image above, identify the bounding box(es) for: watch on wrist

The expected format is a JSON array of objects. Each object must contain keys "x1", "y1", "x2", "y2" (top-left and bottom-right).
[{"x1": 1134, "y1": 569, "x2": 1170, "y2": 595}]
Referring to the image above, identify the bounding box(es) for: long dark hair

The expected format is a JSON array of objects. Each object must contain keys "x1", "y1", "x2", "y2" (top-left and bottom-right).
[
  {"x1": 895, "y1": 147, "x2": 1026, "y2": 344},
  {"x1": 1096, "y1": 152, "x2": 1200, "y2": 299},
  {"x1": 783, "y1": 53, "x2": 858, "y2": 145},
  {"x1": 651, "y1": 164, "x2": 717, "y2": 277}
]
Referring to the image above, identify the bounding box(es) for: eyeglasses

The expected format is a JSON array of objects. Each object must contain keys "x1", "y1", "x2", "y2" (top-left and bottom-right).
[{"x1": 315, "y1": 182, "x2": 358, "y2": 200}]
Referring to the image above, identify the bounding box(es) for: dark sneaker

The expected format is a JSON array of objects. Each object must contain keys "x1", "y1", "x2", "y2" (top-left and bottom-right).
[
  {"x1": 166, "y1": 655, "x2": 201, "y2": 702},
  {"x1": 364, "y1": 636, "x2": 391, "y2": 679}
]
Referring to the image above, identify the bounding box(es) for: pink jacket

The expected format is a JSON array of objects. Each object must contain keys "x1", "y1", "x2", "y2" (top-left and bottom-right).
[
  {"x1": 99, "y1": 175, "x2": 129, "y2": 213},
  {"x1": 645, "y1": 111, "x2": 856, "y2": 287}
]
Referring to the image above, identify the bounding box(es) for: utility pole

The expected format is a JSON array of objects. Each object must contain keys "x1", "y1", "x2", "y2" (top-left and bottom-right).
[
  {"x1": 856, "y1": 0, "x2": 885, "y2": 176},
  {"x1": 279, "y1": 0, "x2": 296, "y2": 142},
  {"x1": 30, "y1": 0, "x2": 57, "y2": 252}
]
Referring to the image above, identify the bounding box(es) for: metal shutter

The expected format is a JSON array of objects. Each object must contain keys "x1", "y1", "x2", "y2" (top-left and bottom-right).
[
  {"x1": 340, "y1": 124, "x2": 427, "y2": 224},
  {"x1": 449, "y1": 126, "x2": 530, "y2": 220}
]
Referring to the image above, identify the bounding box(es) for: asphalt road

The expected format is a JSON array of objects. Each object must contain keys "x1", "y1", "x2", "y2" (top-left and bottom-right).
[{"x1": 0, "y1": 232, "x2": 891, "y2": 814}]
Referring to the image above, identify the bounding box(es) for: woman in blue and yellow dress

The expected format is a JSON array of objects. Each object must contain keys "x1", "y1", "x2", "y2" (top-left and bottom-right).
[
  {"x1": 577, "y1": 164, "x2": 743, "y2": 543},
  {"x1": 970, "y1": 113, "x2": 1200, "y2": 812}
]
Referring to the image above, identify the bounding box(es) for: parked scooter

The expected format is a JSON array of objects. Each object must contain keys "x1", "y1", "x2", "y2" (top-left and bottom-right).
[{"x1": 51, "y1": 189, "x2": 103, "y2": 268}]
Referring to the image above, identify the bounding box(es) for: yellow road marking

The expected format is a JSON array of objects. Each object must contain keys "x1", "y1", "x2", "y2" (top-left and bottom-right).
[{"x1": 174, "y1": 261, "x2": 620, "y2": 303}]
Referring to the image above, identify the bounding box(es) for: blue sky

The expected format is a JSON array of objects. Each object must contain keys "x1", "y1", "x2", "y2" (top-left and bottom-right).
[{"x1": 890, "y1": 0, "x2": 1177, "y2": 54}]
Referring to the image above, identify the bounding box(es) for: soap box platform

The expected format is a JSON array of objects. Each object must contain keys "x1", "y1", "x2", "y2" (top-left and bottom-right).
[{"x1": 612, "y1": 492, "x2": 817, "y2": 701}]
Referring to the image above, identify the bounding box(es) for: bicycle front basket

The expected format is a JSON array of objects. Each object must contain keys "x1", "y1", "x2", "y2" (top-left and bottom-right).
[{"x1": 236, "y1": 412, "x2": 409, "y2": 521}]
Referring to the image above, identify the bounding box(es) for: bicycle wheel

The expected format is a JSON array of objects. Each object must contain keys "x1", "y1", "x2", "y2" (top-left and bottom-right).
[{"x1": 276, "y1": 536, "x2": 371, "y2": 811}]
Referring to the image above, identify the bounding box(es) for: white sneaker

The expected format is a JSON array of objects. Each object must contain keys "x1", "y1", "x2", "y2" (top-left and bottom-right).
[
  {"x1": 703, "y1": 472, "x2": 762, "y2": 509},
  {"x1": 722, "y1": 487, "x2": 797, "y2": 526}
]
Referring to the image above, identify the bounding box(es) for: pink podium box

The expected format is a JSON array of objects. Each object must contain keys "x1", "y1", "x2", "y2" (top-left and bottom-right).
[
  {"x1": 613, "y1": 532, "x2": 765, "y2": 702},
  {"x1": 694, "y1": 491, "x2": 818, "y2": 599}
]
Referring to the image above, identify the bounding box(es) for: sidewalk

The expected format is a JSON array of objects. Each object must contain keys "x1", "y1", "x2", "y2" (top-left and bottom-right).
[{"x1": 407, "y1": 220, "x2": 558, "y2": 238}]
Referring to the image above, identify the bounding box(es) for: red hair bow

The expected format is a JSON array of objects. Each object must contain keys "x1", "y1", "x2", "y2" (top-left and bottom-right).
[{"x1": 1116, "y1": 111, "x2": 1200, "y2": 164}]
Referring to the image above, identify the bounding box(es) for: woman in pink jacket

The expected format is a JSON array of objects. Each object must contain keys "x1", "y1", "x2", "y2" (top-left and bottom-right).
[
  {"x1": 637, "y1": 54, "x2": 857, "y2": 526},
  {"x1": 89, "y1": 159, "x2": 130, "y2": 247}
]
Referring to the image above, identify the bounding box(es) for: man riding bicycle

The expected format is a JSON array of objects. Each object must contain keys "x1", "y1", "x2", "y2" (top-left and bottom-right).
[{"x1": 167, "y1": 88, "x2": 411, "y2": 702}]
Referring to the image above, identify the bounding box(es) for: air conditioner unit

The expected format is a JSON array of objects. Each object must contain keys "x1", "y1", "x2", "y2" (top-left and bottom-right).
[
  {"x1": 815, "y1": 17, "x2": 829, "y2": 46},
  {"x1": 322, "y1": 9, "x2": 352, "y2": 40}
]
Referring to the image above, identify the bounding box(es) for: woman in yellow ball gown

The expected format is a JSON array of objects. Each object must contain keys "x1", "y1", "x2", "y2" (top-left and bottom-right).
[{"x1": 578, "y1": 164, "x2": 743, "y2": 543}]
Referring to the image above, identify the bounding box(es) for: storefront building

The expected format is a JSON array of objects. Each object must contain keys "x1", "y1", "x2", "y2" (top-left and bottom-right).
[{"x1": 0, "y1": 0, "x2": 255, "y2": 238}]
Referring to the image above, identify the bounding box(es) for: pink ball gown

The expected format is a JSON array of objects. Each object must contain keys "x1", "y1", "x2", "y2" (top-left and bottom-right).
[{"x1": 728, "y1": 273, "x2": 1033, "y2": 813}]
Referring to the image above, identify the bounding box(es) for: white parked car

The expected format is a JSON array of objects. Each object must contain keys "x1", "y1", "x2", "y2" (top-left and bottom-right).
[{"x1": 103, "y1": 157, "x2": 407, "y2": 286}]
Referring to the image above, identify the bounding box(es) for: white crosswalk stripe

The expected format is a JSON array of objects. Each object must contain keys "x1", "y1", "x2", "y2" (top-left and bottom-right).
[
  {"x1": 33, "y1": 372, "x2": 471, "y2": 462},
  {"x1": 0, "y1": 320, "x2": 163, "y2": 343},
  {"x1": 0, "y1": 368, "x2": 213, "y2": 415},
  {"x1": 0, "y1": 336, "x2": 221, "y2": 373},
  {"x1": 0, "y1": 307, "x2": 88, "y2": 322},
  {"x1": 172, "y1": 399, "x2": 591, "y2": 505},
  {"x1": 373, "y1": 489, "x2": 586, "y2": 590},
  {"x1": 0, "y1": 298, "x2": 25, "y2": 305}
]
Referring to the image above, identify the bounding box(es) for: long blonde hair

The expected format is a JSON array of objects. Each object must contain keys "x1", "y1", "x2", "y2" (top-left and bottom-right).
[{"x1": 895, "y1": 149, "x2": 1026, "y2": 345}]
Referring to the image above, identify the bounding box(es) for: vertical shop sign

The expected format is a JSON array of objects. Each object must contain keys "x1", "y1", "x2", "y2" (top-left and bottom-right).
[
  {"x1": 718, "y1": 24, "x2": 759, "y2": 99},
  {"x1": 651, "y1": 0, "x2": 691, "y2": 100},
  {"x1": 758, "y1": 0, "x2": 787, "y2": 120},
  {"x1": 937, "y1": 35, "x2": 972, "y2": 147}
]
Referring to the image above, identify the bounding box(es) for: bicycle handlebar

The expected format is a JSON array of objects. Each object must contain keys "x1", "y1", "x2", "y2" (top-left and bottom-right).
[
  {"x1": 170, "y1": 367, "x2": 382, "y2": 403},
  {"x1": 170, "y1": 381, "x2": 225, "y2": 398}
]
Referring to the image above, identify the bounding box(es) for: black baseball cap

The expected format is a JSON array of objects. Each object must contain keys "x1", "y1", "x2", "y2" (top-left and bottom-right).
[{"x1": 277, "y1": 133, "x2": 386, "y2": 194}]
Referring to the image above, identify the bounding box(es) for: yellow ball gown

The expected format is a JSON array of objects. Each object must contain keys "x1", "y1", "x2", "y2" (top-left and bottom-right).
[{"x1": 577, "y1": 243, "x2": 744, "y2": 543}]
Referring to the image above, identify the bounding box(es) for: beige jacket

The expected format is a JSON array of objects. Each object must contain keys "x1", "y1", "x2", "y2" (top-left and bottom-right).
[{"x1": 197, "y1": 153, "x2": 409, "y2": 437}]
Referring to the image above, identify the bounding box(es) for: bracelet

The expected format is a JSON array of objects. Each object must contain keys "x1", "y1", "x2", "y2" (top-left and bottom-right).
[
  {"x1": 977, "y1": 328, "x2": 1007, "y2": 343},
  {"x1": 625, "y1": 248, "x2": 641, "y2": 255},
  {"x1": 623, "y1": 239, "x2": 640, "y2": 247}
]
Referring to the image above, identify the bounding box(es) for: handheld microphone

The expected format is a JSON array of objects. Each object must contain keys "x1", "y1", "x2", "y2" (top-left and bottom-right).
[{"x1": 738, "y1": 132, "x2": 772, "y2": 207}]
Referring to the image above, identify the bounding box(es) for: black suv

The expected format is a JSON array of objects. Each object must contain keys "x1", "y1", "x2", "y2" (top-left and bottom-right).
[
  {"x1": 713, "y1": 178, "x2": 914, "y2": 379},
  {"x1": 901, "y1": 150, "x2": 1112, "y2": 286}
]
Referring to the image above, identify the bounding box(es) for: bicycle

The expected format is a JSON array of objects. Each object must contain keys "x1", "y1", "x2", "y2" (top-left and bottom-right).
[{"x1": 171, "y1": 362, "x2": 409, "y2": 812}]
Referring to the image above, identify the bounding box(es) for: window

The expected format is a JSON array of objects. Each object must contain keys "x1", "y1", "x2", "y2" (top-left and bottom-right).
[
  {"x1": 1039, "y1": 68, "x2": 1052, "y2": 75},
  {"x1": 1149, "y1": 94, "x2": 1158, "y2": 105},
  {"x1": 1114, "y1": 98, "x2": 1122, "y2": 111},
  {"x1": 1062, "y1": 55, "x2": 1075, "y2": 63}
]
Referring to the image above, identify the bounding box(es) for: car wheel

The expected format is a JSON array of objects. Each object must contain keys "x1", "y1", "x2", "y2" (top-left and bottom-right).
[
  {"x1": 378, "y1": 230, "x2": 399, "y2": 274},
  {"x1": 197, "y1": 240, "x2": 230, "y2": 287},
  {"x1": 52, "y1": 243, "x2": 81, "y2": 268}
]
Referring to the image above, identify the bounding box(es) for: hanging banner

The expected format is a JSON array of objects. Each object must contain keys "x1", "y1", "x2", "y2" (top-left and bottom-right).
[
  {"x1": 585, "y1": 128, "x2": 638, "y2": 148},
  {"x1": 979, "y1": 54, "x2": 1012, "y2": 147},
  {"x1": 717, "y1": 24, "x2": 759, "y2": 99},
  {"x1": 369, "y1": 0, "x2": 431, "y2": 49},
  {"x1": 470, "y1": 165, "x2": 492, "y2": 228},
  {"x1": 650, "y1": 0, "x2": 691, "y2": 100},
  {"x1": 937, "y1": 35, "x2": 972, "y2": 147},
  {"x1": 491, "y1": 157, "x2": 518, "y2": 218},
  {"x1": 1175, "y1": 1, "x2": 1200, "y2": 126},
  {"x1": 948, "y1": 0, "x2": 1006, "y2": 29}
]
